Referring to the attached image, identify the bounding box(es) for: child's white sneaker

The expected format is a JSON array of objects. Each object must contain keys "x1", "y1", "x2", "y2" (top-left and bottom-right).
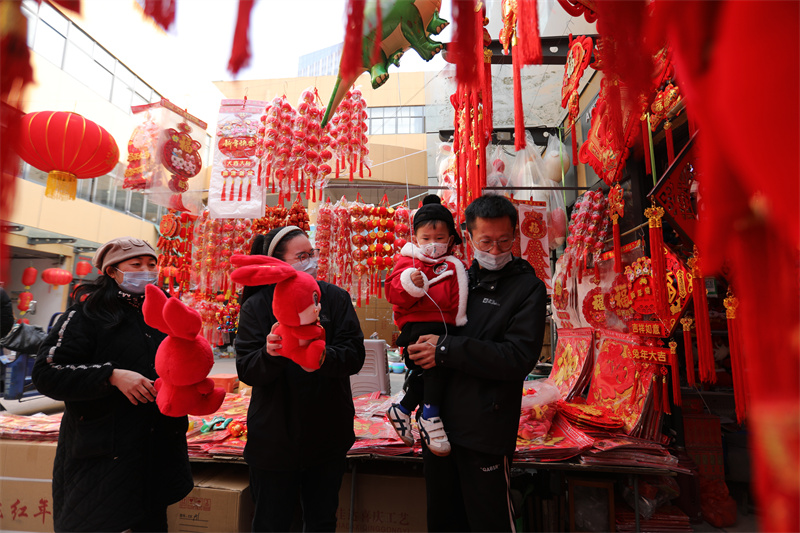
[
  {"x1": 386, "y1": 404, "x2": 414, "y2": 446},
  {"x1": 419, "y1": 416, "x2": 451, "y2": 456}
]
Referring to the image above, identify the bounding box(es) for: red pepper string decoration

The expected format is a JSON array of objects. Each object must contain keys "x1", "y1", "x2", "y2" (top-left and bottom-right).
[
  {"x1": 608, "y1": 184, "x2": 624, "y2": 273},
  {"x1": 341, "y1": 0, "x2": 366, "y2": 84},
  {"x1": 724, "y1": 287, "x2": 748, "y2": 423},
  {"x1": 680, "y1": 317, "x2": 696, "y2": 386},
  {"x1": 689, "y1": 247, "x2": 715, "y2": 384},
  {"x1": 669, "y1": 340, "x2": 681, "y2": 407},
  {"x1": 645, "y1": 202, "x2": 667, "y2": 317},
  {"x1": 227, "y1": 0, "x2": 255, "y2": 76}
]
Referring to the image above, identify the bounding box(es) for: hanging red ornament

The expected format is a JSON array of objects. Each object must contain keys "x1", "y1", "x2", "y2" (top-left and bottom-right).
[
  {"x1": 41, "y1": 268, "x2": 73, "y2": 289},
  {"x1": 21, "y1": 266, "x2": 38, "y2": 288},
  {"x1": 16, "y1": 111, "x2": 119, "y2": 200},
  {"x1": 724, "y1": 287, "x2": 748, "y2": 423},
  {"x1": 75, "y1": 260, "x2": 93, "y2": 278},
  {"x1": 17, "y1": 291, "x2": 33, "y2": 314}
]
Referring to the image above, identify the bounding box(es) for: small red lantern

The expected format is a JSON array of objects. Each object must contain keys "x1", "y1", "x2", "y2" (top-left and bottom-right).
[
  {"x1": 75, "y1": 260, "x2": 93, "y2": 277},
  {"x1": 17, "y1": 111, "x2": 119, "y2": 200},
  {"x1": 17, "y1": 291, "x2": 33, "y2": 314},
  {"x1": 21, "y1": 266, "x2": 38, "y2": 288},
  {"x1": 42, "y1": 268, "x2": 73, "y2": 289}
]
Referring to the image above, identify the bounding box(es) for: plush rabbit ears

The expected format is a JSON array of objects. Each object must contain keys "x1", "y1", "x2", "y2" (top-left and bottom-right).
[
  {"x1": 230, "y1": 254, "x2": 298, "y2": 286},
  {"x1": 143, "y1": 284, "x2": 202, "y2": 340}
]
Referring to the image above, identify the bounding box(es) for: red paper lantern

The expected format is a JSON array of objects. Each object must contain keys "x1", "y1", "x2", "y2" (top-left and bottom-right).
[
  {"x1": 17, "y1": 291, "x2": 33, "y2": 314},
  {"x1": 17, "y1": 111, "x2": 120, "y2": 200},
  {"x1": 21, "y1": 266, "x2": 38, "y2": 287},
  {"x1": 42, "y1": 268, "x2": 73, "y2": 288},
  {"x1": 75, "y1": 260, "x2": 93, "y2": 277}
]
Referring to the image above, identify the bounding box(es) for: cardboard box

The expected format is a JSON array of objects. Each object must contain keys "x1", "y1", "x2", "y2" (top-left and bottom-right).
[
  {"x1": 0, "y1": 439, "x2": 57, "y2": 532},
  {"x1": 168, "y1": 465, "x2": 253, "y2": 532},
  {"x1": 336, "y1": 472, "x2": 426, "y2": 532}
]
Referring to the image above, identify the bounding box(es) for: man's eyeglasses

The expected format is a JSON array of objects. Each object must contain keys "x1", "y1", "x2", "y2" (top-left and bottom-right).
[
  {"x1": 469, "y1": 235, "x2": 514, "y2": 253},
  {"x1": 295, "y1": 249, "x2": 320, "y2": 263}
]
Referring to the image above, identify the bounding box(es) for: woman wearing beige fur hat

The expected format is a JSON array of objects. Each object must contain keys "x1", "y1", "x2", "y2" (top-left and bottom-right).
[{"x1": 32, "y1": 236, "x2": 192, "y2": 532}]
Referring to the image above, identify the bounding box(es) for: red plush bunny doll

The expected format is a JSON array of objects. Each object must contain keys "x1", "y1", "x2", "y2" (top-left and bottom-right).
[
  {"x1": 143, "y1": 284, "x2": 226, "y2": 417},
  {"x1": 230, "y1": 254, "x2": 326, "y2": 371}
]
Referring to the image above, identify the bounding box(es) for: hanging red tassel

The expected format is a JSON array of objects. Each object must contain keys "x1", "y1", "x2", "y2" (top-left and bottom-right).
[
  {"x1": 517, "y1": 0, "x2": 542, "y2": 65},
  {"x1": 370, "y1": 0, "x2": 383, "y2": 65},
  {"x1": 661, "y1": 367, "x2": 671, "y2": 415},
  {"x1": 641, "y1": 114, "x2": 652, "y2": 176},
  {"x1": 608, "y1": 184, "x2": 624, "y2": 273},
  {"x1": 512, "y1": 51, "x2": 526, "y2": 151},
  {"x1": 452, "y1": 0, "x2": 479, "y2": 87},
  {"x1": 143, "y1": 0, "x2": 176, "y2": 31},
  {"x1": 669, "y1": 340, "x2": 682, "y2": 407},
  {"x1": 724, "y1": 288, "x2": 747, "y2": 422},
  {"x1": 681, "y1": 317, "x2": 696, "y2": 386},
  {"x1": 341, "y1": 0, "x2": 366, "y2": 83},
  {"x1": 690, "y1": 247, "x2": 716, "y2": 384},
  {"x1": 645, "y1": 202, "x2": 667, "y2": 316},
  {"x1": 227, "y1": 0, "x2": 255, "y2": 76},
  {"x1": 664, "y1": 120, "x2": 675, "y2": 163},
  {"x1": 651, "y1": 374, "x2": 661, "y2": 413}
]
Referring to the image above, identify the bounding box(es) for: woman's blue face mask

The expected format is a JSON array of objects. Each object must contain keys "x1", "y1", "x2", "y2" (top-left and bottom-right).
[{"x1": 115, "y1": 268, "x2": 158, "y2": 294}]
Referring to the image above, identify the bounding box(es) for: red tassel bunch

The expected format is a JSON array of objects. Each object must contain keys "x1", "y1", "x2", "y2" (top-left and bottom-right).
[
  {"x1": 645, "y1": 203, "x2": 667, "y2": 317},
  {"x1": 227, "y1": 0, "x2": 255, "y2": 76},
  {"x1": 724, "y1": 288, "x2": 748, "y2": 423},
  {"x1": 341, "y1": 0, "x2": 367, "y2": 83},
  {"x1": 689, "y1": 248, "x2": 715, "y2": 383},
  {"x1": 680, "y1": 317, "x2": 696, "y2": 386},
  {"x1": 669, "y1": 340, "x2": 681, "y2": 407}
]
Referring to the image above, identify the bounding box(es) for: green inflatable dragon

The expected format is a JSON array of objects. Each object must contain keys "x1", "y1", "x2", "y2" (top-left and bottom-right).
[{"x1": 321, "y1": 0, "x2": 449, "y2": 128}]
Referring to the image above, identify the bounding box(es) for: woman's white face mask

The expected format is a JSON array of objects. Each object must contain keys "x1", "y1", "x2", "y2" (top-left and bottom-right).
[{"x1": 115, "y1": 269, "x2": 158, "y2": 294}]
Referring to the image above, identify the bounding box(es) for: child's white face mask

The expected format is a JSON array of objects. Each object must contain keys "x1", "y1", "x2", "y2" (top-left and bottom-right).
[{"x1": 420, "y1": 242, "x2": 449, "y2": 259}]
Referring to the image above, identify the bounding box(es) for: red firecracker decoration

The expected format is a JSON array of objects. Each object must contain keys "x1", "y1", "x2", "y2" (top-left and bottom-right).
[
  {"x1": 724, "y1": 287, "x2": 748, "y2": 423},
  {"x1": 16, "y1": 111, "x2": 119, "y2": 200}
]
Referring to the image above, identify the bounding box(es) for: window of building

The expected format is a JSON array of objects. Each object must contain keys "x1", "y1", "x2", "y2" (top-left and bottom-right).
[{"x1": 366, "y1": 106, "x2": 425, "y2": 135}]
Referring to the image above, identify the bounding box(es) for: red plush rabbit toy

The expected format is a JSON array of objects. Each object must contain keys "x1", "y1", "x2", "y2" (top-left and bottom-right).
[
  {"x1": 230, "y1": 254, "x2": 326, "y2": 371},
  {"x1": 143, "y1": 284, "x2": 226, "y2": 417}
]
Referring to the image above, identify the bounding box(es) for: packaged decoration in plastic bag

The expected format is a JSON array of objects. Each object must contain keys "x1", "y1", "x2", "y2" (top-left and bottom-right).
[
  {"x1": 518, "y1": 379, "x2": 561, "y2": 441},
  {"x1": 513, "y1": 199, "x2": 554, "y2": 294},
  {"x1": 543, "y1": 133, "x2": 571, "y2": 185},
  {"x1": 125, "y1": 99, "x2": 208, "y2": 214},
  {"x1": 436, "y1": 143, "x2": 457, "y2": 213},
  {"x1": 486, "y1": 144, "x2": 512, "y2": 191},
  {"x1": 208, "y1": 98, "x2": 268, "y2": 219},
  {"x1": 508, "y1": 131, "x2": 548, "y2": 203}
]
